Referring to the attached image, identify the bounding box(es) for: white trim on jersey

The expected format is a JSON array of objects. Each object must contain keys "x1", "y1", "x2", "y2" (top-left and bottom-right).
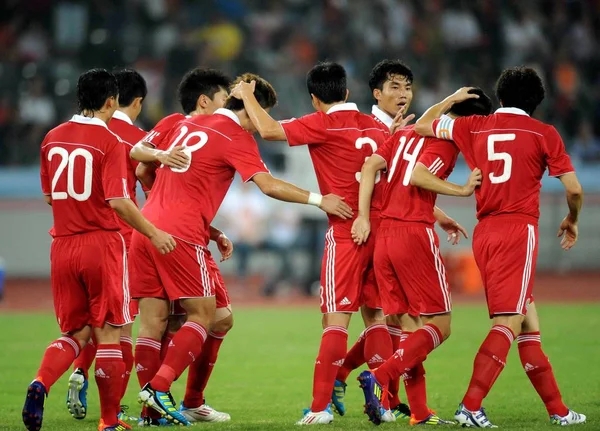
[
  {"x1": 327, "y1": 103, "x2": 359, "y2": 115},
  {"x1": 517, "y1": 225, "x2": 536, "y2": 314},
  {"x1": 428, "y1": 157, "x2": 445, "y2": 176},
  {"x1": 214, "y1": 108, "x2": 241, "y2": 126},
  {"x1": 69, "y1": 115, "x2": 109, "y2": 129},
  {"x1": 112, "y1": 110, "x2": 134, "y2": 125},
  {"x1": 371, "y1": 105, "x2": 394, "y2": 128},
  {"x1": 426, "y1": 228, "x2": 452, "y2": 313},
  {"x1": 41, "y1": 141, "x2": 106, "y2": 155},
  {"x1": 495, "y1": 107, "x2": 529, "y2": 116}
]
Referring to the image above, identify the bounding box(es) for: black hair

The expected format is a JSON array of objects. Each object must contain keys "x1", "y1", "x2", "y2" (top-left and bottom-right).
[
  {"x1": 449, "y1": 88, "x2": 493, "y2": 117},
  {"x1": 496, "y1": 66, "x2": 545, "y2": 115},
  {"x1": 225, "y1": 73, "x2": 278, "y2": 111},
  {"x1": 178, "y1": 68, "x2": 231, "y2": 114},
  {"x1": 76, "y1": 68, "x2": 118, "y2": 113},
  {"x1": 114, "y1": 68, "x2": 147, "y2": 107},
  {"x1": 306, "y1": 62, "x2": 347, "y2": 104},
  {"x1": 368, "y1": 59, "x2": 414, "y2": 92}
]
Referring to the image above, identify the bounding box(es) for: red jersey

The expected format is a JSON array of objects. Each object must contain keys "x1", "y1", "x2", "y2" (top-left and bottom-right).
[
  {"x1": 141, "y1": 113, "x2": 187, "y2": 149},
  {"x1": 375, "y1": 126, "x2": 459, "y2": 225},
  {"x1": 280, "y1": 103, "x2": 389, "y2": 224},
  {"x1": 371, "y1": 105, "x2": 393, "y2": 131},
  {"x1": 142, "y1": 109, "x2": 269, "y2": 247},
  {"x1": 40, "y1": 115, "x2": 129, "y2": 237},
  {"x1": 433, "y1": 108, "x2": 574, "y2": 222}
]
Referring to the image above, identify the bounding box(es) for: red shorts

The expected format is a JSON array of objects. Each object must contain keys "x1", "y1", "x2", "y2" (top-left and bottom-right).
[
  {"x1": 51, "y1": 230, "x2": 131, "y2": 333},
  {"x1": 473, "y1": 217, "x2": 538, "y2": 317},
  {"x1": 129, "y1": 232, "x2": 230, "y2": 307},
  {"x1": 320, "y1": 220, "x2": 381, "y2": 314},
  {"x1": 374, "y1": 220, "x2": 451, "y2": 317}
]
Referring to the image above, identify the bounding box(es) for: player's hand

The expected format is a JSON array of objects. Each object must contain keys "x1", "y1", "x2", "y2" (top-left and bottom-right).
[
  {"x1": 390, "y1": 110, "x2": 416, "y2": 134},
  {"x1": 150, "y1": 230, "x2": 176, "y2": 254},
  {"x1": 557, "y1": 215, "x2": 578, "y2": 250},
  {"x1": 351, "y1": 216, "x2": 371, "y2": 245},
  {"x1": 437, "y1": 215, "x2": 468, "y2": 245},
  {"x1": 462, "y1": 168, "x2": 482, "y2": 196},
  {"x1": 319, "y1": 194, "x2": 353, "y2": 219},
  {"x1": 216, "y1": 233, "x2": 234, "y2": 262},
  {"x1": 158, "y1": 146, "x2": 190, "y2": 169},
  {"x1": 449, "y1": 87, "x2": 479, "y2": 104},
  {"x1": 231, "y1": 80, "x2": 256, "y2": 100}
]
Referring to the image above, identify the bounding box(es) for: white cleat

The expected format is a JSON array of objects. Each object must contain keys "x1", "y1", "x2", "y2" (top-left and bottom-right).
[
  {"x1": 381, "y1": 408, "x2": 396, "y2": 423},
  {"x1": 551, "y1": 410, "x2": 586, "y2": 426},
  {"x1": 180, "y1": 403, "x2": 231, "y2": 422},
  {"x1": 296, "y1": 408, "x2": 334, "y2": 425},
  {"x1": 455, "y1": 403, "x2": 497, "y2": 428}
]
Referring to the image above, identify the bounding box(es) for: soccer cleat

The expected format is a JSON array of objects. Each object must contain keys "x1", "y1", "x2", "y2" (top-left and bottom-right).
[
  {"x1": 296, "y1": 405, "x2": 334, "y2": 425},
  {"x1": 331, "y1": 379, "x2": 347, "y2": 416},
  {"x1": 137, "y1": 416, "x2": 172, "y2": 427},
  {"x1": 454, "y1": 403, "x2": 497, "y2": 428},
  {"x1": 66, "y1": 368, "x2": 88, "y2": 420},
  {"x1": 138, "y1": 383, "x2": 190, "y2": 426},
  {"x1": 550, "y1": 409, "x2": 586, "y2": 426},
  {"x1": 118, "y1": 405, "x2": 138, "y2": 422},
  {"x1": 392, "y1": 402, "x2": 412, "y2": 420},
  {"x1": 410, "y1": 412, "x2": 456, "y2": 426},
  {"x1": 22, "y1": 380, "x2": 47, "y2": 431},
  {"x1": 179, "y1": 402, "x2": 231, "y2": 422},
  {"x1": 357, "y1": 370, "x2": 385, "y2": 425},
  {"x1": 381, "y1": 408, "x2": 396, "y2": 423},
  {"x1": 98, "y1": 419, "x2": 133, "y2": 431}
]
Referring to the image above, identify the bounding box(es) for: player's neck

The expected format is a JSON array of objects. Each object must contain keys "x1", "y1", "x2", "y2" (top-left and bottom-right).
[
  {"x1": 80, "y1": 109, "x2": 112, "y2": 125},
  {"x1": 189, "y1": 108, "x2": 209, "y2": 116},
  {"x1": 318, "y1": 100, "x2": 346, "y2": 114},
  {"x1": 118, "y1": 107, "x2": 137, "y2": 123},
  {"x1": 376, "y1": 104, "x2": 394, "y2": 120}
]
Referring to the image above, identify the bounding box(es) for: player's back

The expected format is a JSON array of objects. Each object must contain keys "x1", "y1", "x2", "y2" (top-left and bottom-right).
[
  {"x1": 141, "y1": 112, "x2": 187, "y2": 150},
  {"x1": 143, "y1": 109, "x2": 268, "y2": 247},
  {"x1": 447, "y1": 109, "x2": 573, "y2": 222},
  {"x1": 40, "y1": 115, "x2": 127, "y2": 237},
  {"x1": 378, "y1": 126, "x2": 458, "y2": 225},
  {"x1": 283, "y1": 103, "x2": 389, "y2": 222}
]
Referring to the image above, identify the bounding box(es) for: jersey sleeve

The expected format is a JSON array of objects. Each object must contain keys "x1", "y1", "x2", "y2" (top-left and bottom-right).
[
  {"x1": 374, "y1": 133, "x2": 397, "y2": 167},
  {"x1": 280, "y1": 112, "x2": 327, "y2": 146},
  {"x1": 544, "y1": 126, "x2": 574, "y2": 177},
  {"x1": 417, "y1": 139, "x2": 460, "y2": 179},
  {"x1": 141, "y1": 114, "x2": 183, "y2": 149},
  {"x1": 103, "y1": 136, "x2": 130, "y2": 200},
  {"x1": 432, "y1": 114, "x2": 472, "y2": 150},
  {"x1": 226, "y1": 135, "x2": 271, "y2": 182},
  {"x1": 40, "y1": 137, "x2": 51, "y2": 195}
]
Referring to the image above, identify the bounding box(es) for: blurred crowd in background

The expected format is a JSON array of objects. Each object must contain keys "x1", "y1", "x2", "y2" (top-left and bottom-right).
[{"x1": 1, "y1": 0, "x2": 599, "y2": 293}]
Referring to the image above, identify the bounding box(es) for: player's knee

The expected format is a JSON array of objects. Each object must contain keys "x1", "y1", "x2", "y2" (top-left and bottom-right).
[
  {"x1": 211, "y1": 313, "x2": 234, "y2": 334},
  {"x1": 166, "y1": 314, "x2": 185, "y2": 334}
]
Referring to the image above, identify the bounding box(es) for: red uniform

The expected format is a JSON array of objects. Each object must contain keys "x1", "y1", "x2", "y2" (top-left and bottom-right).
[
  {"x1": 140, "y1": 112, "x2": 187, "y2": 150},
  {"x1": 129, "y1": 109, "x2": 269, "y2": 303},
  {"x1": 40, "y1": 115, "x2": 131, "y2": 332},
  {"x1": 280, "y1": 103, "x2": 389, "y2": 313},
  {"x1": 373, "y1": 126, "x2": 458, "y2": 316},
  {"x1": 433, "y1": 108, "x2": 574, "y2": 316}
]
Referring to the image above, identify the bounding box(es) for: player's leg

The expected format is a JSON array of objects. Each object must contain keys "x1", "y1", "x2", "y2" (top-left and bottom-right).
[
  {"x1": 160, "y1": 311, "x2": 184, "y2": 360},
  {"x1": 384, "y1": 313, "x2": 411, "y2": 420},
  {"x1": 117, "y1": 322, "x2": 135, "y2": 420},
  {"x1": 181, "y1": 267, "x2": 232, "y2": 423},
  {"x1": 518, "y1": 302, "x2": 586, "y2": 425},
  {"x1": 334, "y1": 305, "x2": 368, "y2": 392}
]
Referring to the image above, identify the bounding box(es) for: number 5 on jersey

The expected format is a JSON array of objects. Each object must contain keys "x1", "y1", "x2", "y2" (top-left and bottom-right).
[{"x1": 487, "y1": 133, "x2": 515, "y2": 184}]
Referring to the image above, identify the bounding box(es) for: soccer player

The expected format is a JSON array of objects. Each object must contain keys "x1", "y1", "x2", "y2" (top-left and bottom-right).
[
  {"x1": 332, "y1": 59, "x2": 415, "y2": 421},
  {"x1": 66, "y1": 68, "x2": 148, "y2": 423},
  {"x1": 412, "y1": 67, "x2": 586, "y2": 427},
  {"x1": 352, "y1": 88, "x2": 492, "y2": 425},
  {"x1": 129, "y1": 73, "x2": 352, "y2": 426},
  {"x1": 130, "y1": 68, "x2": 235, "y2": 424},
  {"x1": 231, "y1": 62, "x2": 396, "y2": 425},
  {"x1": 23, "y1": 68, "x2": 175, "y2": 431}
]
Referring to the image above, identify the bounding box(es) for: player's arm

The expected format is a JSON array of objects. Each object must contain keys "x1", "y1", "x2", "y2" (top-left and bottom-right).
[
  {"x1": 130, "y1": 141, "x2": 189, "y2": 169},
  {"x1": 414, "y1": 87, "x2": 479, "y2": 137},
  {"x1": 136, "y1": 162, "x2": 157, "y2": 190},
  {"x1": 231, "y1": 80, "x2": 287, "y2": 141},
  {"x1": 410, "y1": 163, "x2": 482, "y2": 197},
  {"x1": 556, "y1": 172, "x2": 583, "y2": 250},
  {"x1": 252, "y1": 173, "x2": 353, "y2": 219},
  {"x1": 209, "y1": 225, "x2": 233, "y2": 262},
  {"x1": 351, "y1": 155, "x2": 387, "y2": 245},
  {"x1": 44, "y1": 195, "x2": 52, "y2": 206},
  {"x1": 433, "y1": 206, "x2": 469, "y2": 245}
]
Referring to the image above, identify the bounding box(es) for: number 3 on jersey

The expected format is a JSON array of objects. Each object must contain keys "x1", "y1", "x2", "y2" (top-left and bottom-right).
[
  {"x1": 355, "y1": 137, "x2": 381, "y2": 183},
  {"x1": 487, "y1": 133, "x2": 515, "y2": 184},
  {"x1": 164, "y1": 125, "x2": 209, "y2": 173},
  {"x1": 48, "y1": 147, "x2": 93, "y2": 201}
]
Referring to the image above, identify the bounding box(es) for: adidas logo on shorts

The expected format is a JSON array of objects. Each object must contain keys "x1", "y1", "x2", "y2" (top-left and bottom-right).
[{"x1": 339, "y1": 297, "x2": 351, "y2": 306}]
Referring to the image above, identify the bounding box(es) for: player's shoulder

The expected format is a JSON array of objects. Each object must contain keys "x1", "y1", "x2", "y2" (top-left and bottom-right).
[{"x1": 155, "y1": 112, "x2": 187, "y2": 129}]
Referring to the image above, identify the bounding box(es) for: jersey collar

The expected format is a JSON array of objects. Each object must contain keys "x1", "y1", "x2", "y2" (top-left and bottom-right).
[
  {"x1": 495, "y1": 107, "x2": 530, "y2": 116},
  {"x1": 214, "y1": 108, "x2": 241, "y2": 126},
  {"x1": 112, "y1": 110, "x2": 134, "y2": 125},
  {"x1": 326, "y1": 102, "x2": 359, "y2": 115},
  {"x1": 371, "y1": 105, "x2": 393, "y2": 128},
  {"x1": 69, "y1": 114, "x2": 109, "y2": 129}
]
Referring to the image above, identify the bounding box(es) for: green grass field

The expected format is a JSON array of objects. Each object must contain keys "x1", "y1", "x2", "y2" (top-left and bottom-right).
[{"x1": 1, "y1": 304, "x2": 599, "y2": 430}]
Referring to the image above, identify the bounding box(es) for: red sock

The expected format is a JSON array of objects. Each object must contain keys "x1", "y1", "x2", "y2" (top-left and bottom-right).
[
  {"x1": 387, "y1": 325, "x2": 403, "y2": 408},
  {"x1": 36, "y1": 336, "x2": 81, "y2": 390},
  {"x1": 364, "y1": 324, "x2": 393, "y2": 368},
  {"x1": 518, "y1": 332, "x2": 568, "y2": 417},
  {"x1": 404, "y1": 362, "x2": 429, "y2": 421},
  {"x1": 73, "y1": 337, "x2": 96, "y2": 379},
  {"x1": 462, "y1": 325, "x2": 515, "y2": 411},
  {"x1": 135, "y1": 337, "x2": 162, "y2": 420},
  {"x1": 120, "y1": 336, "x2": 134, "y2": 401},
  {"x1": 311, "y1": 326, "x2": 348, "y2": 412},
  {"x1": 160, "y1": 331, "x2": 175, "y2": 361},
  {"x1": 336, "y1": 330, "x2": 365, "y2": 383},
  {"x1": 95, "y1": 344, "x2": 125, "y2": 427},
  {"x1": 150, "y1": 322, "x2": 207, "y2": 392},
  {"x1": 374, "y1": 324, "x2": 442, "y2": 387},
  {"x1": 183, "y1": 331, "x2": 227, "y2": 408}
]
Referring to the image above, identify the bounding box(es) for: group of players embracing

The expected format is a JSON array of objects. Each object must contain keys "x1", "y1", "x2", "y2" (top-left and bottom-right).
[{"x1": 22, "y1": 58, "x2": 586, "y2": 430}]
